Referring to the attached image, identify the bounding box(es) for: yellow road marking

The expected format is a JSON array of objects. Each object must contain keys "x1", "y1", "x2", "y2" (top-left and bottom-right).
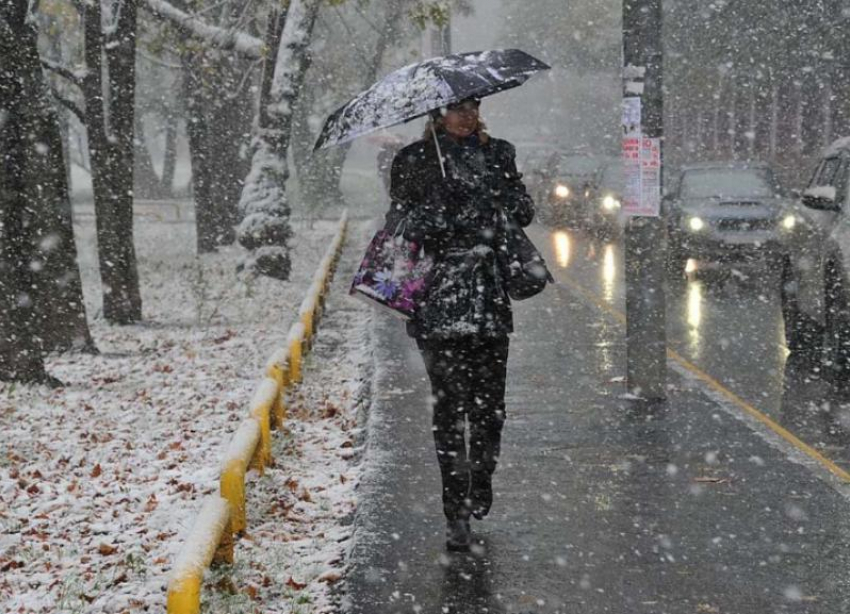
[{"x1": 557, "y1": 272, "x2": 850, "y2": 484}]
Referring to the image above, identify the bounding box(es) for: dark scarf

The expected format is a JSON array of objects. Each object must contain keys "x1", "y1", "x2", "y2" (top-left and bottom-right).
[{"x1": 439, "y1": 132, "x2": 491, "y2": 194}]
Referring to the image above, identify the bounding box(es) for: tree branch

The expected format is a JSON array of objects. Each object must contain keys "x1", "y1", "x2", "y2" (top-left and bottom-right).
[
  {"x1": 49, "y1": 87, "x2": 86, "y2": 123},
  {"x1": 142, "y1": 0, "x2": 265, "y2": 58},
  {"x1": 41, "y1": 59, "x2": 84, "y2": 88},
  {"x1": 137, "y1": 48, "x2": 182, "y2": 70}
]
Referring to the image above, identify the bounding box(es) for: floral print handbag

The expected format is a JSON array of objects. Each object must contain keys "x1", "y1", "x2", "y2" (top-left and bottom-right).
[{"x1": 350, "y1": 222, "x2": 434, "y2": 320}]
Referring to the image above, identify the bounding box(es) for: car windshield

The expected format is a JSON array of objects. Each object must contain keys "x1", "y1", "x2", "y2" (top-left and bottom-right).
[
  {"x1": 680, "y1": 169, "x2": 774, "y2": 199},
  {"x1": 600, "y1": 163, "x2": 625, "y2": 191},
  {"x1": 557, "y1": 156, "x2": 601, "y2": 177}
]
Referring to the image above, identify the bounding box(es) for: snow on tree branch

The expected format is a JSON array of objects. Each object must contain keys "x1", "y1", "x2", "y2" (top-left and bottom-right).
[
  {"x1": 236, "y1": 0, "x2": 321, "y2": 280},
  {"x1": 142, "y1": 0, "x2": 265, "y2": 58}
]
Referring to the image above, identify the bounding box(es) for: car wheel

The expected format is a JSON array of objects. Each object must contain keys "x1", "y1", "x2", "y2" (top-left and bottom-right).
[
  {"x1": 825, "y1": 262, "x2": 850, "y2": 391},
  {"x1": 781, "y1": 257, "x2": 823, "y2": 360}
]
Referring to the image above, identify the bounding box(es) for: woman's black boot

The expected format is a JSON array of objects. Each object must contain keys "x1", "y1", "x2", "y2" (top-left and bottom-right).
[
  {"x1": 470, "y1": 471, "x2": 493, "y2": 520},
  {"x1": 446, "y1": 517, "x2": 471, "y2": 552}
]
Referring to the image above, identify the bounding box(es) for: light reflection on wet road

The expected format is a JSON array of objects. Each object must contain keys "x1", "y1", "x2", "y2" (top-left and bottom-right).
[{"x1": 537, "y1": 224, "x2": 850, "y2": 472}]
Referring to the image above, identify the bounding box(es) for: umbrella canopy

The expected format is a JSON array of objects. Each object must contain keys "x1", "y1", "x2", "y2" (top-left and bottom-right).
[{"x1": 313, "y1": 49, "x2": 550, "y2": 151}]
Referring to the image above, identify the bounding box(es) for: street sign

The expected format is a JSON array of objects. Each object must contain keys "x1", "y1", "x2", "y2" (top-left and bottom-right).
[{"x1": 622, "y1": 136, "x2": 661, "y2": 217}]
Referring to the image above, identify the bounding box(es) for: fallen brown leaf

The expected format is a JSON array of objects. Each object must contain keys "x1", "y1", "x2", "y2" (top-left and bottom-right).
[
  {"x1": 286, "y1": 577, "x2": 307, "y2": 590},
  {"x1": 319, "y1": 570, "x2": 342, "y2": 584},
  {"x1": 98, "y1": 543, "x2": 117, "y2": 556}
]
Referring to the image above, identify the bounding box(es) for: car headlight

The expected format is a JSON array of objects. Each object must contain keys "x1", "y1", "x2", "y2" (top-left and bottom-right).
[
  {"x1": 554, "y1": 184, "x2": 570, "y2": 199},
  {"x1": 781, "y1": 214, "x2": 796, "y2": 230},
  {"x1": 602, "y1": 195, "x2": 621, "y2": 211},
  {"x1": 689, "y1": 217, "x2": 705, "y2": 232}
]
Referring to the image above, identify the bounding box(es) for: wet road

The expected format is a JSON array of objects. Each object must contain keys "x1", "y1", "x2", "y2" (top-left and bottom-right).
[
  {"x1": 344, "y1": 224, "x2": 850, "y2": 614},
  {"x1": 537, "y1": 226, "x2": 850, "y2": 474}
]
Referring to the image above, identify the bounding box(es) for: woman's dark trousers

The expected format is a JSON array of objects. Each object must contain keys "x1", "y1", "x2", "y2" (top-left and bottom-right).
[{"x1": 419, "y1": 336, "x2": 509, "y2": 521}]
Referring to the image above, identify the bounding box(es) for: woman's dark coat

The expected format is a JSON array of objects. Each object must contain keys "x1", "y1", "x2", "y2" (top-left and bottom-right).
[{"x1": 387, "y1": 130, "x2": 535, "y2": 341}]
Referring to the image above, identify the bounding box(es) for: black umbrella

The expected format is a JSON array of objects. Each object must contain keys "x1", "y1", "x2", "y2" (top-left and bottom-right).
[{"x1": 313, "y1": 49, "x2": 550, "y2": 152}]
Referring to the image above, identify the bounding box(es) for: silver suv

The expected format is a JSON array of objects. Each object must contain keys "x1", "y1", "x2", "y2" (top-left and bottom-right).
[{"x1": 663, "y1": 162, "x2": 796, "y2": 275}]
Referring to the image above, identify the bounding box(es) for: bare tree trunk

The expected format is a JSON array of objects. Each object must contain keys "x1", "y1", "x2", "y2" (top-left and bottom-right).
[
  {"x1": 183, "y1": 50, "x2": 249, "y2": 253},
  {"x1": 692, "y1": 110, "x2": 700, "y2": 156},
  {"x1": 82, "y1": 0, "x2": 142, "y2": 324},
  {"x1": 0, "y1": 0, "x2": 95, "y2": 383},
  {"x1": 258, "y1": 7, "x2": 288, "y2": 127},
  {"x1": 769, "y1": 80, "x2": 779, "y2": 163},
  {"x1": 205, "y1": 67, "x2": 249, "y2": 246},
  {"x1": 182, "y1": 53, "x2": 214, "y2": 247},
  {"x1": 712, "y1": 73, "x2": 724, "y2": 156},
  {"x1": 727, "y1": 78, "x2": 737, "y2": 158},
  {"x1": 794, "y1": 80, "x2": 805, "y2": 157},
  {"x1": 134, "y1": 115, "x2": 163, "y2": 199},
  {"x1": 747, "y1": 79, "x2": 757, "y2": 160},
  {"x1": 160, "y1": 114, "x2": 177, "y2": 196}
]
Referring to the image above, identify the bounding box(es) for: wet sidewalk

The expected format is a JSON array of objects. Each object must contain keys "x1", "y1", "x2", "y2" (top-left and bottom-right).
[{"x1": 343, "y1": 229, "x2": 850, "y2": 614}]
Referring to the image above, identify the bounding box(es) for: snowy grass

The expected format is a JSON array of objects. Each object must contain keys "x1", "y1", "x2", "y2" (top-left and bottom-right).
[{"x1": 0, "y1": 202, "x2": 372, "y2": 612}]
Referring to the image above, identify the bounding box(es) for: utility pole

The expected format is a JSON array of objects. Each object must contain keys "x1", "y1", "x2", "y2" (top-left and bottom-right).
[{"x1": 622, "y1": 0, "x2": 667, "y2": 401}]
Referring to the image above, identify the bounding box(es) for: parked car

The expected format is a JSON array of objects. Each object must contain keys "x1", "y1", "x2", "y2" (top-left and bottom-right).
[
  {"x1": 516, "y1": 143, "x2": 564, "y2": 215},
  {"x1": 780, "y1": 138, "x2": 850, "y2": 384},
  {"x1": 663, "y1": 162, "x2": 795, "y2": 275},
  {"x1": 585, "y1": 158, "x2": 625, "y2": 241},
  {"x1": 538, "y1": 153, "x2": 607, "y2": 228}
]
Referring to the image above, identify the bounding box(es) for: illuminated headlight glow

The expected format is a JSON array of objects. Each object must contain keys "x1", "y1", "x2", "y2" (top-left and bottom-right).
[
  {"x1": 689, "y1": 217, "x2": 705, "y2": 232},
  {"x1": 602, "y1": 195, "x2": 621, "y2": 211},
  {"x1": 782, "y1": 215, "x2": 796, "y2": 230},
  {"x1": 554, "y1": 184, "x2": 570, "y2": 199}
]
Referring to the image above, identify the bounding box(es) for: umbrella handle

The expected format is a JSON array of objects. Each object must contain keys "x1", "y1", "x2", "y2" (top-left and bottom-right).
[{"x1": 430, "y1": 123, "x2": 447, "y2": 179}]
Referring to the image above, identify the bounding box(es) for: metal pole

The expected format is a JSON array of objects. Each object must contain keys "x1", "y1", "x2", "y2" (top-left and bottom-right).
[{"x1": 623, "y1": 0, "x2": 667, "y2": 401}]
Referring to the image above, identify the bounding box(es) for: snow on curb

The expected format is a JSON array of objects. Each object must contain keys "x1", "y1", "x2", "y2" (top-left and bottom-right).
[
  {"x1": 166, "y1": 213, "x2": 348, "y2": 612},
  {"x1": 196, "y1": 222, "x2": 374, "y2": 613}
]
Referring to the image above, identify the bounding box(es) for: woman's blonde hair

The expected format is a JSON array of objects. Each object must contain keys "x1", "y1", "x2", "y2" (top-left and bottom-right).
[{"x1": 422, "y1": 113, "x2": 489, "y2": 143}]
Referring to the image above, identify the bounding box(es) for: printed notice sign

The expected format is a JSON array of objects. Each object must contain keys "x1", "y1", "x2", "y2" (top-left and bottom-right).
[
  {"x1": 622, "y1": 136, "x2": 661, "y2": 217},
  {"x1": 622, "y1": 97, "x2": 642, "y2": 138}
]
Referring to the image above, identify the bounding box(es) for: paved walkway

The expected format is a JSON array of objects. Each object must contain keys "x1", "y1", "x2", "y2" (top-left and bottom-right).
[{"x1": 343, "y1": 226, "x2": 850, "y2": 614}]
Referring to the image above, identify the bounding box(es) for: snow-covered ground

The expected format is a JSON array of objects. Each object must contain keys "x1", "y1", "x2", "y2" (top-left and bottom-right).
[{"x1": 0, "y1": 201, "x2": 373, "y2": 612}]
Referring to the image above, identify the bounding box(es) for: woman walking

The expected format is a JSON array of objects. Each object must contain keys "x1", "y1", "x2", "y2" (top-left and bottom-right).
[{"x1": 387, "y1": 98, "x2": 535, "y2": 551}]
